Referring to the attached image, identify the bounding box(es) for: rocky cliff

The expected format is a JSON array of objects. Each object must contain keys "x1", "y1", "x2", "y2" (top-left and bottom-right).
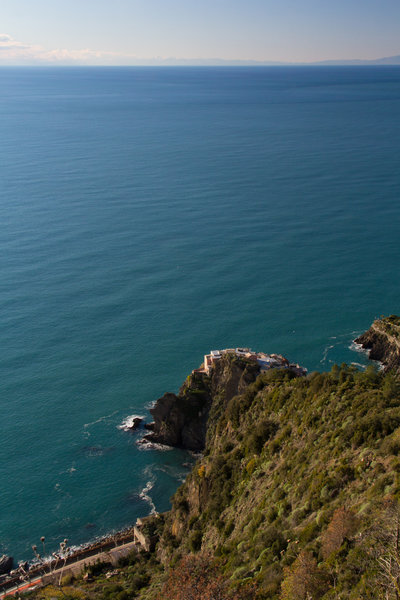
[
  {"x1": 24, "y1": 325, "x2": 400, "y2": 600},
  {"x1": 156, "y1": 358, "x2": 400, "y2": 599},
  {"x1": 146, "y1": 354, "x2": 261, "y2": 451},
  {"x1": 355, "y1": 315, "x2": 400, "y2": 374}
]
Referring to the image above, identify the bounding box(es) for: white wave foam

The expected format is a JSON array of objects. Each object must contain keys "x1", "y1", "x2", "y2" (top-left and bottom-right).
[
  {"x1": 349, "y1": 340, "x2": 367, "y2": 354},
  {"x1": 349, "y1": 341, "x2": 384, "y2": 370},
  {"x1": 139, "y1": 480, "x2": 157, "y2": 515},
  {"x1": 144, "y1": 400, "x2": 156, "y2": 410},
  {"x1": 350, "y1": 362, "x2": 367, "y2": 370},
  {"x1": 136, "y1": 439, "x2": 172, "y2": 451},
  {"x1": 189, "y1": 451, "x2": 203, "y2": 459},
  {"x1": 320, "y1": 344, "x2": 335, "y2": 364},
  {"x1": 117, "y1": 414, "x2": 144, "y2": 431},
  {"x1": 84, "y1": 410, "x2": 119, "y2": 430},
  {"x1": 155, "y1": 464, "x2": 190, "y2": 482}
]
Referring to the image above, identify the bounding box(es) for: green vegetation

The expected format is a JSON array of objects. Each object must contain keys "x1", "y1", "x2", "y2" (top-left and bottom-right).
[
  {"x1": 160, "y1": 364, "x2": 400, "y2": 599},
  {"x1": 26, "y1": 354, "x2": 400, "y2": 599},
  {"x1": 377, "y1": 315, "x2": 400, "y2": 339},
  {"x1": 386, "y1": 315, "x2": 400, "y2": 326}
]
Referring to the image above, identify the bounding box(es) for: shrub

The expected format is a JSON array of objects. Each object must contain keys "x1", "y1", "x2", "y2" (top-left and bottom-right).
[
  {"x1": 86, "y1": 560, "x2": 111, "y2": 577},
  {"x1": 245, "y1": 419, "x2": 279, "y2": 455},
  {"x1": 189, "y1": 530, "x2": 203, "y2": 552}
]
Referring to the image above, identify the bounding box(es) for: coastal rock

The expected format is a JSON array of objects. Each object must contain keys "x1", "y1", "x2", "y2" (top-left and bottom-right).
[
  {"x1": 0, "y1": 555, "x2": 13, "y2": 575},
  {"x1": 148, "y1": 391, "x2": 202, "y2": 450},
  {"x1": 118, "y1": 415, "x2": 144, "y2": 432},
  {"x1": 147, "y1": 353, "x2": 261, "y2": 451},
  {"x1": 128, "y1": 417, "x2": 143, "y2": 430},
  {"x1": 355, "y1": 315, "x2": 400, "y2": 374}
]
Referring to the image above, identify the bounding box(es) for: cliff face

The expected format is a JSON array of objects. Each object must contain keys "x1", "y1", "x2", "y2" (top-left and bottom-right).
[
  {"x1": 158, "y1": 361, "x2": 400, "y2": 599},
  {"x1": 24, "y1": 328, "x2": 400, "y2": 600},
  {"x1": 355, "y1": 315, "x2": 400, "y2": 374},
  {"x1": 147, "y1": 354, "x2": 261, "y2": 451}
]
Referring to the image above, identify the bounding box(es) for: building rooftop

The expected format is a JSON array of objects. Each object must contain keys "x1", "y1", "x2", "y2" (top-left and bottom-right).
[{"x1": 196, "y1": 347, "x2": 307, "y2": 376}]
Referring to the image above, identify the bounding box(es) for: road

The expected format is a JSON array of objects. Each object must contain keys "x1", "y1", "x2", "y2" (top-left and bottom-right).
[{"x1": 0, "y1": 539, "x2": 139, "y2": 598}]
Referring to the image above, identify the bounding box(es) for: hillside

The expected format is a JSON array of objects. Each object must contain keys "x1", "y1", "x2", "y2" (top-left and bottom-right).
[
  {"x1": 20, "y1": 324, "x2": 400, "y2": 600},
  {"x1": 156, "y1": 362, "x2": 400, "y2": 599}
]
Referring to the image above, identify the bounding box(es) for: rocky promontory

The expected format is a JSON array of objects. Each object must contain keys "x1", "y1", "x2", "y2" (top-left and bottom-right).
[
  {"x1": 23, "y1": 329, "x2": 400, "y2": 600},
  {"x1": 355, "y1": 315, "x2": 400, "y2": 374},
  {"x1": 145, "y1": 355, "x2": 260, "y2": 451},
  {"x1": 145, "y1": 350, "x2": 305, "y2": 451}
]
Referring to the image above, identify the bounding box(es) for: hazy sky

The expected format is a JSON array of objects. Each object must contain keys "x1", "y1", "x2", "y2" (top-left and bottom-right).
[{"x1": 1, "y1": 0, "x2": 400, "y2": 65}]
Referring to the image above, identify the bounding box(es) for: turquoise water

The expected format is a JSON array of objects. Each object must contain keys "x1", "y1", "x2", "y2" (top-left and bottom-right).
[{"x1": 1, "y1": 66, "x2": 400, "y2": 561}]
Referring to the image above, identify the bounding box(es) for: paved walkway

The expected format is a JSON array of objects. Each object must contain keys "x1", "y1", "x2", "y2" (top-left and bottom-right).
[{"x1": 0, "y1": 539, "x2": 139, "y2": 598}]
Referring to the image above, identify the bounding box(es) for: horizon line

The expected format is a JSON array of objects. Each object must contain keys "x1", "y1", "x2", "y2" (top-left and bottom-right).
[{"x1": 1, "y1": 53, "x2": 400, "y2": 68}]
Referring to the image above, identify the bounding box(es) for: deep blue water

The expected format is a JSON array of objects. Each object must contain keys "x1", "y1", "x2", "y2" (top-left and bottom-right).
[{"x1": 1, "y1": 66, "x2": 400, "y2": 561}]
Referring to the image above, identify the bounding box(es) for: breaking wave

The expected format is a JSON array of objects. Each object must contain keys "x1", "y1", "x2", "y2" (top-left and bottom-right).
[
  {"x1": 139, "y1": 480, "x2": 157, "y2": 515},
  {"x1": 117, "y1": 415, "x2": 144, "y2": 431},
  {"x1": 136, "y1": 439, "x2": 172, "y2": 452},
  {"x1": 84, "y1": 410, "x2": 119, "y2": 430}
]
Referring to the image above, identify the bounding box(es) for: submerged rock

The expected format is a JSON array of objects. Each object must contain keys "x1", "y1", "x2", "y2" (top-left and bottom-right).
[{"x1": 0, "y1": 555, "x2": 13, "y2": 575}]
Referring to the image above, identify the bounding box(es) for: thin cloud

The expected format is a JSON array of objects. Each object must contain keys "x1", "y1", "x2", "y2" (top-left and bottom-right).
[
  {"x1": 0, "y1": 32, "x2": 31, "y2": 51},
  {"x1": 0, "y1": 33, "x2": 123, "y2": 64}
]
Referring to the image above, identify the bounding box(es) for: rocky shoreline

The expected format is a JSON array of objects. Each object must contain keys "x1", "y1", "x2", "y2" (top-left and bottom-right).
[
  {"x1": 142, "y1": 350, "x2": 306, "y2": 452},
  {"x1": 0, "y1": 555, "x2": 13, "y2": 577},
  {"x1": 6, "y1": 322, "x2": 400, "y2": 598},
  {"x1": 355, "y1": 315, "x2": 400, "y2": 374},
  {"x1": 142, "y1": 355, "x2": 258, "y2": 451},
  {"x1": 3, "y1": 339, "x2": 378, "y2": 592}
]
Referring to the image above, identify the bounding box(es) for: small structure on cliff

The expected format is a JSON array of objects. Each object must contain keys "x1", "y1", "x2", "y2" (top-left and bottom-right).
[
  {"x1": 198, "y1": 347, "x2": 305, "y2": 376},
  {"x1": 144, "y1": 349, "x2": 307, "y2": 452},
  {"x1": 133, "y1": 518, "x2": 158, "y2": 552}
]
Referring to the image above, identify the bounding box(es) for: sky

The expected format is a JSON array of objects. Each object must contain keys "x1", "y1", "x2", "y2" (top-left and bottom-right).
[{"x1": 0, "y1": 0, "x2": 400, "y2": 65}]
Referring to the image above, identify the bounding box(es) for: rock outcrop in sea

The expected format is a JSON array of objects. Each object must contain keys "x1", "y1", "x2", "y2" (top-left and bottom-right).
[{"x1": 0, "y1": 555, "x2": 13, "y2": 575}]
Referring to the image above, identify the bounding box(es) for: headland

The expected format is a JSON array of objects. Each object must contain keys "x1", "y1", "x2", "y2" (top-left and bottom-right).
[{"x1": 5, "y1": 319, "x2": 400, "y2": 599}]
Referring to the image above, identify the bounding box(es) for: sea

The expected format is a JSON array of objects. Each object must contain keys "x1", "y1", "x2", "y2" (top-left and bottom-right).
[{"x1": 1, "y1": 65, "x2": 400, "y2": 562}]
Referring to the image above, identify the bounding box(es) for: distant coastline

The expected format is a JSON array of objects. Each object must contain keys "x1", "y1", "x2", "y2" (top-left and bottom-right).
[{"x1": 1, "y1": 53, "x2": 400, "y2": 67}]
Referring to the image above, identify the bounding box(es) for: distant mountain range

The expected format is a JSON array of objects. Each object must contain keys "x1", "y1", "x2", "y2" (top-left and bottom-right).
[
  {"x1": 128, "y1": 54, "x2": 400, "y2": 66},
  {"x1": 314, "y1": 54, "x2": 400, "y2": 65}
]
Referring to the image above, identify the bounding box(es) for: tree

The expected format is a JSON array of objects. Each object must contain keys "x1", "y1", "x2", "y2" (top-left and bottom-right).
[
  {"x1": 280, "y1": 550, "x2": 329, "y2": 600},
  {"x1": 321, "y1": 506, "x2": 357, "y2": 560},
  {"x1": 162, "y1": 554, "x2": 256, "y2": 600},
  {"x1": 371, "y1": 501, "x2": 400, "y2": 600}
]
